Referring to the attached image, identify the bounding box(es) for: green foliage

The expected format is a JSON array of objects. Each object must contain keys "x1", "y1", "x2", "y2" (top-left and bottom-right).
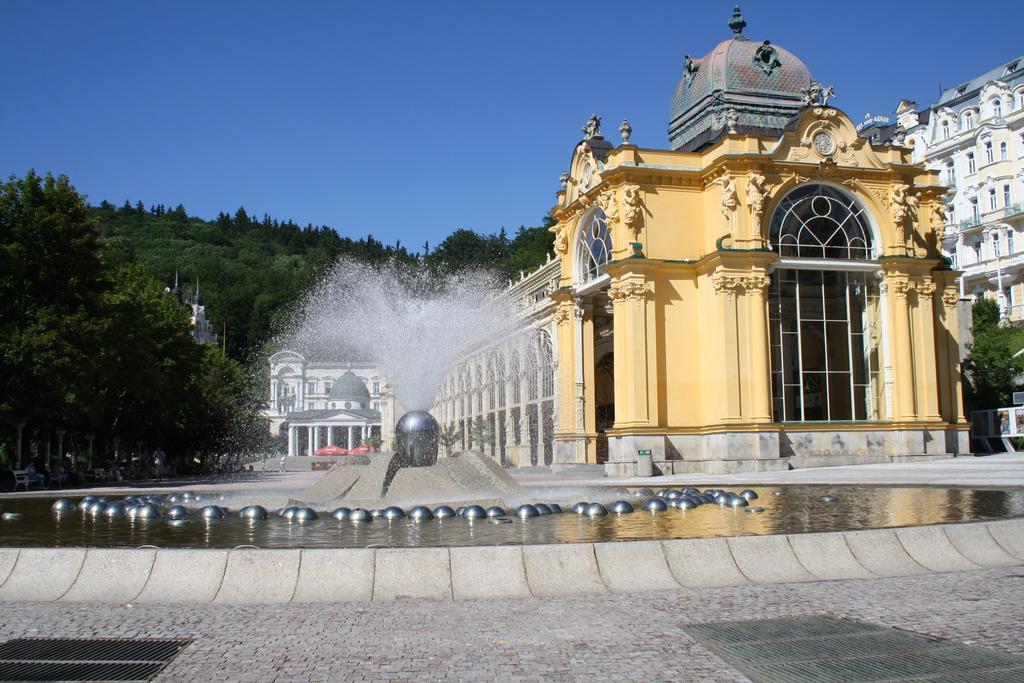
[
  {"x1": 963, "y1": 298, "x2": 1024, "y2": 410},
  {"x1": 439, "y1": 423, "x2": 462, "y2": 455},
  {"x1": 469, "y1": 416, "x2": 495, "y2": 455},
  {"x1": 0, "y1": 171, "x2": 257, "y2": 470}
]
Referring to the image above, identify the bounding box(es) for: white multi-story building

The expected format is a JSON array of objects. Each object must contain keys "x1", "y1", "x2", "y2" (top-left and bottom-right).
[
  {"x1": 896, "y1": 56, "x2": 1024, "y2": 319},
  {"x1": 264, "y1": 353, "x2": 388, "y2": 456}
]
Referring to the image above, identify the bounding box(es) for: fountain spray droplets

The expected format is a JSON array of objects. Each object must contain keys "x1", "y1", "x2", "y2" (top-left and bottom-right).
[{"x1": 283, "y1": 258, "x2": 517, "y2": 411}]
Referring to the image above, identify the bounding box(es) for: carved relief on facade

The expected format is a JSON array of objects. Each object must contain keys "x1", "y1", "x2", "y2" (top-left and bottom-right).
[
  {"x1": 609, "y1": 278, "x2": 650, "y2": 303},
  {"x1": 710, "y1": 271, "x2": 770, "y2": 295},
  {"x1": 621, "y1": 185, "x2": 644, "y2": 239},
  {"x1": 915, "y1": 277, "x2": 937, "y2": 297},
  {"x1": 889, "y1": 277, "x2": 915, "y2": 300},
  {"x1": 941, "y1": 287, "x2": 960, "y2": 310},
  {"x1": 745, "y1": 172, "x2": 771, "y2": 228},
  {"x1": 553, "y1": 300, "x2": 577, "y2": 325},
  {"x1": 597, "y1": 189, "x2": 619, "y2": 227},
  {"x1": 550, "y1": 223, "x2": 569, "y2": 255},
  {"x1": 719, "y1": 175, "x2": 738, "y2": 226}
]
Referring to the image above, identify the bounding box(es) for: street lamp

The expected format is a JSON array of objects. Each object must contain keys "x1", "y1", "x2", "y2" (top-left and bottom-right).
[
  {"x1": 991, "y1": 228, "x2": 1006, "y2": 320},
  {"x1": 55, "y1": 428, "x2": 65, "y2": 471},
  {"x1": 14, "y1": 422, "x2": 24, "y2": 470}
]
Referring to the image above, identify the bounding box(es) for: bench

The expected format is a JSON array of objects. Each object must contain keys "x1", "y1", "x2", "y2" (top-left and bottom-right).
[{"x1": 13, "y1": 470, "x2": 42, "y2": 492}]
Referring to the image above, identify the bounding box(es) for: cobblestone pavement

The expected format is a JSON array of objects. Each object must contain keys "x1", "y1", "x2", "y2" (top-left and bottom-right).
[{"x1": 2, "y1": 568, "x2": 1023, "y2": 681}]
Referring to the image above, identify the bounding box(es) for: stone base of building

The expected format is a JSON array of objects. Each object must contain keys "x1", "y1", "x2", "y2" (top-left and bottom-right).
[{"x1": 600, "y1": 425, "x2": 970, "y2": 478}]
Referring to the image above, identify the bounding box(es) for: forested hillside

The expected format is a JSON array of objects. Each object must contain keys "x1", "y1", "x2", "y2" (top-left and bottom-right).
[{"x1": 92, "y1": 201, "x2": 555, "y2": 359}]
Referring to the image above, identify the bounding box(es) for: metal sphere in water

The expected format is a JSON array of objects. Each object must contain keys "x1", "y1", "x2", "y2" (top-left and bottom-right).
[
  {"x1": 394, "y1": 410, "x2": 440, "y2": 468},
  {"x1": 609, "y1": 500, "x2": 634, "y2": 514},
  {"x1": 166, "y1": 505, "x2": 189, "y2": 520},
  {"x1": 534, "y1": 503, "x2": 552, "y2": 515},
  {"x1": 278, "y1": 506, "x2": 297, "y2": 519},
  {"x1": 644, "y1": 498, "x2": 668, "y2": 513},
  {"x1": 433, "y1": 506, "x2": 456, "y2": 519},
  {"x1": 240, "y1": 505, "x2": 269, "y2": 521},
  {"x1": 634, "y1": 487, "x2": 655, "y2": 499},
  {"x1": 87, "y1": 501, "x2": 108, "y2": 515},
  {"x1": 80, "y1": 495, "x2": 97, "y2": 507},
  {"x1": 613, "y1": 487, "x2": 630, "y2": 495},
  {"x1": 104, "y1": 502, "x2": 127, "y2": 517},
  {"x1": 135, "y1": 504, "x2": 161, "y2": 519},
  {"x1": 515, "y1": 504, "x2": 539, "y2": 519},
  {"x1": 200, "y1": 505, "x2": 225, "y2": 520},
  {"x1": 331, "y1": 507, "x2": 352, "y2": 521},
  {"x1": 747, "y1": 507, "x2": 765, "y2": 513},
  {"x1": 772, "y1": 490, "x2": 784, "y2": 496},
  {"x1": 677, "y1": 497, "x2": 698, "y2": 510},
  {"x1": 167, "y1": 518, "x2": 191, "y2": 527},
  {"x1": 820, "y1": 495, "x2": 837, "y2": 503},
  {"x1": 485, "y1": 506, "x2": 506, "y2": 518},
  {"x1": 727, "y1": 495, "x2": 748, "y2": 508},
  {"x1": 2, "y1": 512, "x2": 23, "y2": 521},
  {"x1": 349, "y1": 508, "x2": 372, "y2": 523},
  {"x1": 740, "y1": 489, "x2": 759, "y2": 501},
  {"x1": 383, "y1": 506, "x2": 405, "y2": 520},
  {"x1": 370, "y1": 509, "x2": 385, "y2": 519},
  {"x1": 548, "y1": 503, "x2": 563, "y2": 514},
  {"x1": 571, "y1": 502, "x2": 589, "y2": 514},
  {"x1": 461, "y1": 505, "x2": 486, "y2": 520},
  {"x1": 292, "y1": 507, "x2": 318, "y2": 522},
  {"x1": 586, "y1": 503, "x2": 608, "y2": 517},
  {"x1": 409, "y1": 506, "x2": 433, "y2": 522},
  {"x1": 665, "y1": 490, "x2": 682, "y2": 500},
  {"x1": 52, "y1": 498, "x2": 76, "y2": 514}
]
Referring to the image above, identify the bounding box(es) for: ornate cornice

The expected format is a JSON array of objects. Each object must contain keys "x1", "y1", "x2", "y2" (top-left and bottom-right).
[
  {"x1": 711, "y1": 271, "x2": 771, "y2": 295},
  {"x1": 609, "y1": 279, "x2": 650, "y2": 302}
]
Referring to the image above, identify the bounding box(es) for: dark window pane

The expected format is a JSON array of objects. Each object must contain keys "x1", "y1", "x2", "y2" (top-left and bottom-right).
[
  {"x1": 827, "y1": 373, "x2": 852, "y2": 420},
  {"x1": 826, "y1": 321, "x2": 850, "y2": 371},
  {"x1": 784, "y1": 384, "x2": 802, "y2": 421},
  {"x1": 800, "y1": 321, "x2": 826, "y2": 371},
  {"x1": 853, "y1": 385, "x2": 867, "y2": 420},
  {"x1": 802, "y1": 373, "x2": 826, "y2": 420}
]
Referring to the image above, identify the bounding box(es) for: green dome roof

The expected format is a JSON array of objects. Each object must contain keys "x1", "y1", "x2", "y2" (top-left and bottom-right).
[{"x1": 329, "y1": 370, "x2": 371, "y2": 406}]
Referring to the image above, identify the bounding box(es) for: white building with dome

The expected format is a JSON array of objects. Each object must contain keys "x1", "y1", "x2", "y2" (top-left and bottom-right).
[{"x1": 264, "y1": 351, "x2": 388, "y2": 456}]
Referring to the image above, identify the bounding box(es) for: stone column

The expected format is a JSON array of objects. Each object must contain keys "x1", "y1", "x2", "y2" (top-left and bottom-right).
[
  {"x1": 348, "y1": 426, "x2": 355, "y2": 450},
  {"x1": 327, "y1": 426, "x2": 334, "y2": 446},
  {"x1": 287, "y1": 426, "x2": 296, "y2": 457},
  {"x1": 888, "y1": 276, "x2": 918, "y2": 420},
  {"x1": 307, "y1": 427, "x2": 315, "y2": 456},
  {"x1": 611, "y1": 275, "x2": 652, "y2": 427},
  {"x1": 914, "y1": 277, "x2": 942, "y2": 420},
  {"x1": 744, "y1": 274, "x2": 774, "y2": 422}
]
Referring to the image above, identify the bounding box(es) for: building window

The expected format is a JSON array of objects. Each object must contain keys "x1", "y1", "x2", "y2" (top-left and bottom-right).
[
  {"x1": 1000, "y1": 141, "x2": 1009, "y2": 161},
  {"x1": 973, "y1": 242, "x2": 982, "y2": 262},
  {"x1": 372, "y1": 381, "x2": 380, "y2": 394},
  {"x1": 941, "y1": 120, "x2": 950, "y2": 139},
  {"x1": 1005, "y1": 184, "x2": 1013, "y2": 207},
  {"x1": 307, "y1": 381, "x2": 316, "y2": 394},
  {"x1": 324, "y1": 382, "x2": 332, "y2": 394},
  {"x1": 1008, "y1": 228, "x2": 1015, "y2": 254},
  {"x1": 967, "y1": 152, "x2": 976, "y2": 174},
  {"x1": 993, "y1": 99, "x2": 1003, "y2": 119},
  {"x1": 768, "y1": 184, "x2": 880, "y2": 422},
  {"x1": 984, "y1": 141, "x2": 994, "y2": 165},
  {"x1": 989, "y1": 188, "x2": 998, "y2": 212},
  {"x1": 575, "y1": 208, "x2": 611, "y2": 284},
  {"x1": 1017, "y1": 91, "x2": 1024, "y2": 111},
  {"x1": 970, "y1": 197, "x2": 979, "y2": 221},
  {"x1": 992, "y1": 229, "x2": 1001, "y2": 257},
  {"x1": 963, "y1": 111, "x2": 974, "y2": 129}
]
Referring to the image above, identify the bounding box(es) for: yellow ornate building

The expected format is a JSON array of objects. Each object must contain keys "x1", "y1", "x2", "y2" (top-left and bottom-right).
[
  {"x1": 433, "y1": 9, "x2": 968, "y2": 476},
  {"x1": 543, "y1": 10, "x2": 967, "y2": 475}
]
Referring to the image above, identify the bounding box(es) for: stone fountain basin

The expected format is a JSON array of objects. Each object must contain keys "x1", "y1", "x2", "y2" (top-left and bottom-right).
[{"x1": 0, "y1": 518, "x2": 1021, "y2": 603}]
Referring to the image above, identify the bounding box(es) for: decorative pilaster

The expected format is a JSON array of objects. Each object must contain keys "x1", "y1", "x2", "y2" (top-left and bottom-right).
[
  {"x1": 710, "y1": 271, "x2": 773, "y2": 422},
  {"x1": 610, "y1": 275, "x2": 653, "y2": 428},
  {"x1": 887, "y1": 275, "x2": 918, "y2": 420},
  {"x1": 914, "y1": 277, "x2": 941, "y2": 420}
]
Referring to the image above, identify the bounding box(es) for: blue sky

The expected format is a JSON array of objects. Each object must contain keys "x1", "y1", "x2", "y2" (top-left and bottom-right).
[{"x1": 2, "y1": 1, "x2": 1021, "y2": 248}]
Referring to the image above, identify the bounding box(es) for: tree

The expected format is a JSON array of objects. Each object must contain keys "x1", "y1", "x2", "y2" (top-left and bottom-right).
[
  {"x1": 469, "y1": 416, "x2": 494, "y2": 456},
  {"x1": 963, "y1": 298, "x2": 1024, "y2": 410},
  {"x1": 439, "y1": 423, "x2": 462, "y2": 456},
  {"x1": 0, "y1": 171, "x2": 108, "y2": 457}
]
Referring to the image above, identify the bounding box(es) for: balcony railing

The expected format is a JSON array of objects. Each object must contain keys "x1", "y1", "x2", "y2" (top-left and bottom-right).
[
  {"x1": 960, "y1": 216, "x2": 982, "y2": 229},
  {"x1": 1004, "y1": 202, "x2": 1024, "y2": 220}
]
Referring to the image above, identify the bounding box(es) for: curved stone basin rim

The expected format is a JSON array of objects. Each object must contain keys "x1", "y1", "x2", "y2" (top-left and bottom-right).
[{"x1": 0, "y1": 518, "x2": 1021, "y2": 603}]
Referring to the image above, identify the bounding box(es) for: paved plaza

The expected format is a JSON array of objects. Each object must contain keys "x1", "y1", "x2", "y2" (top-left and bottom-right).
[{"x1": 0, "y1": 567, "x2": 1021, "y2": 681}]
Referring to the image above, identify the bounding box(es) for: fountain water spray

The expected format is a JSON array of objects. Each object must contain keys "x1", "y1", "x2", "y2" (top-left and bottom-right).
[{"x1": 282, "y1": 258, "x2": 517, "y2": 412}]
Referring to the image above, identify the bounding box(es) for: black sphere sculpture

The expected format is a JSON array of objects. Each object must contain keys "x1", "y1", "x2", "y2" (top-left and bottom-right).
[{"x1": 394, "y1": 410, "x2": 440, "y2": 468}]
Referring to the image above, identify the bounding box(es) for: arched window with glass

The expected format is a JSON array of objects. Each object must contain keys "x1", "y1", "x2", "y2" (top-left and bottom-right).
[
  {"x1": 575, "y1": 208, "x2": 611, "y2": 284},
  {"x1": 767, "y1": 183, "x2": 884, "y2": 423}
]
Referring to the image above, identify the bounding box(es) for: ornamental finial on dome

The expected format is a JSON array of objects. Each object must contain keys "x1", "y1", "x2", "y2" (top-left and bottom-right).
[{"x1": 728, "y1": 5, "x2": 747, "y2": 39}]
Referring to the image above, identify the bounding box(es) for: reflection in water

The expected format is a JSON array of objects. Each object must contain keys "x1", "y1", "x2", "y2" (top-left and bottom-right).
[{"x1": 3, "y1": 485, "x2": 1022, "y2": 549}]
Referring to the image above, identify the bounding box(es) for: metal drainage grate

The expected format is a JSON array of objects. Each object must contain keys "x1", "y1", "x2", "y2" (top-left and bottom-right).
[
  {"x1": 0, "y1": 637, "x2": 191, "y2": 681},
  {"x1": 682, "y1": 615, "x2": 1024, "y2": 683}
]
